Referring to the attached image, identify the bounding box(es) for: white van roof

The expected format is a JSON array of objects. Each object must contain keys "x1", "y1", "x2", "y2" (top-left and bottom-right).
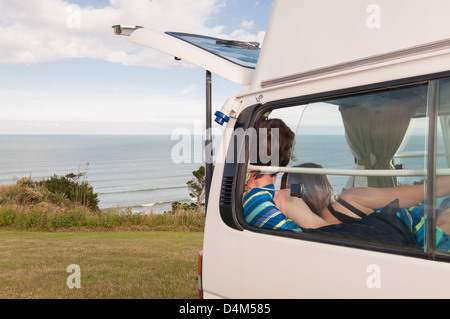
[{"x1": 251, "y1": 0, "x2": 450, "y2": 90}]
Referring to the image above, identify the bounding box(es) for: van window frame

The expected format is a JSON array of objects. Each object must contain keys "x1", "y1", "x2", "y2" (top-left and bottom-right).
[{"x1": 228, "y1": 71, "x2": 450, "y2": 262}]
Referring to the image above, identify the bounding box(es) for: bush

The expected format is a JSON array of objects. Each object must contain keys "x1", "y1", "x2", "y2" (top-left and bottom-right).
[
  {"x1": 13, "y1": 177, "x2": 45, "y2": 205},
  {"x1": 44, "y1": 173, "x2": 99, "y2": 211},
  {"x1": 170, "y1": 201, "x2": 196, "y2": 212},
  {"x1": 0, "y1": 205, "x2": 15, "y2": 227},
  {"x1": 16, "y1": 177, "x2": 35, "y2": 188},
  {"x1": 17, "y1": 185, "x2": 44, "y2": 205}
]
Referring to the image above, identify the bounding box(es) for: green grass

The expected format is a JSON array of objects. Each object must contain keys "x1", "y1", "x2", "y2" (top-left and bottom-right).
[{"x1": 0, "y1": 230, "x2": 204, "y2": 299}]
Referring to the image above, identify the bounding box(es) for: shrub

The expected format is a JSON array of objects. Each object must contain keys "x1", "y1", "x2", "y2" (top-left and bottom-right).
[
  {"x1": 0, "y1": 205, "x2": 15, "y2": 227},
  {"x1": 14, "y1": 177, "x2": 45, "y2": 205},
  {"x1": 170, "y1": 201, "x2": 196, "y2": 212},
  {"x1": 16, "y1": 177, "x2": 35, "y2": 188},
  {"x1": 45, "y1": 173, "x2": 99, "y2": 211},
  {"x1": 17, "y1": 186, "x2": 44, "y2": 205}
]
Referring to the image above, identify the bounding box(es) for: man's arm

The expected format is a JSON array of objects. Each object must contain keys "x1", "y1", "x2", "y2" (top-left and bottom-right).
[{"x1": 244, "y1": 186, "x2": 302, "y2": 231}]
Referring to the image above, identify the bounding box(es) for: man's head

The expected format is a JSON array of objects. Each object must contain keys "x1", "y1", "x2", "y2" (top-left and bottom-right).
[{"x1": 250, "y1": 116, "x2": 295, "y2": 178}]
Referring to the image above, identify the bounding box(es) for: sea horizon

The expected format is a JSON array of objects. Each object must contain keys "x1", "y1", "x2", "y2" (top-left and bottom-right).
[
  {"x1": 0, "y1": 134, "x2": 205, "y2": 213},
  {"x1": 0, "y1": 133, "x2": 432, "y2": 213}
]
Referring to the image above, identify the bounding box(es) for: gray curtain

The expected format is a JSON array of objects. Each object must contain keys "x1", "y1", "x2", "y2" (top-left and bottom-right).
[{"x1": 340, "y1": 103, "x2": 415, "y2": 190}]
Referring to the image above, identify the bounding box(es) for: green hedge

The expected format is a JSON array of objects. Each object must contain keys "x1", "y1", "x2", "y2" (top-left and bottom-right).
[{"x1": 0, "y1": 204, "x2": 205, "y2": 231}]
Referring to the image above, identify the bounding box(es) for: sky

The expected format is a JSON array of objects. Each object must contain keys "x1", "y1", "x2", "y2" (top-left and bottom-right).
[{"x1": 0, "y1": 0, "x2": 273, "y2": 134}]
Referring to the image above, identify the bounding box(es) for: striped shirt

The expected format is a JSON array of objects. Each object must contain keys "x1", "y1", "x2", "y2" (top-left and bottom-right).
[
  {"x1": 243, "y1": 184, "x2": 302, "y2": 232},
  {"x1": 388, "y1": 196, "x2": 450, "y2": 253}
]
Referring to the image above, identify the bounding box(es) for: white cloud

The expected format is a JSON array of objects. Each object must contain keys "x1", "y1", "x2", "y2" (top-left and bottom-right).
[
  {"x1": 240, "y1": 20, "x2": 254, "y2": 29},
  {"x1": 229, "y1": 30, "x2": 265, "y2": 45},
  {"x1": 0, "y1": 85, "x2": 208, "y2": 134},
  {"x1": 0, "y1": 86, "x2": 204, "y2": 121},
  {"x1": 181, "y1": 84, "x2": 198, "y2": 95},
  {"x1": 0, "y1": 0, "x2": 264, "y2": 67}
]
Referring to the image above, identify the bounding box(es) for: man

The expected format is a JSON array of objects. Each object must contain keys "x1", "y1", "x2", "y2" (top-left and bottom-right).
[{"x1": 243, "y1": 116, "x2": 327, "y2": 231}]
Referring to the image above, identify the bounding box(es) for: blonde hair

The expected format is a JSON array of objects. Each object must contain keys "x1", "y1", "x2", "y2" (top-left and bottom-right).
[{"x1": 281, "y1": 163, "x2": 334, "y2": 217}]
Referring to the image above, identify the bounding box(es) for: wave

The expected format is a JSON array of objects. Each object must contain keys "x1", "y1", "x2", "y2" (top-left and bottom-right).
[
  {"x1": 106, "y1": 199, "x2": 194, "y2": 214},
  {"x1": 97, "y1": 185, "x2": 187, "y2": 195},
  {"x1": 140, "y1": 198, "x2": 193, "y2": 207}
]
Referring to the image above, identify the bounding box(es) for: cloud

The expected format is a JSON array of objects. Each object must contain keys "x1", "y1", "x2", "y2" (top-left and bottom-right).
[
  {"x1": 181, "y1": 84, "x2": 198, "y2": 95},
  {"x1": 0, "y1": 0, "x2": 265, "y2": 68},
  {"x1": 240, "y1": 20, "x2": 254, "y2": 29},
  {"x1": 0, "y1": 84, "x2": 209, "y2": 134},
  {"x1": 0, "y1": 86, "x2": 204, "y2": 121}
]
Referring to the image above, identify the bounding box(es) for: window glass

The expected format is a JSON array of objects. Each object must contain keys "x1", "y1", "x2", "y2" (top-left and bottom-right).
[
  {"x1": 436, "y1": 79, "x2": 450, "y2": 255},
  {"x1": 244, "y1": 82, "x2": 449, "y2": 254},
  {"x1": 166, "y1": 32, "x2": 260, "y2": 68},
  {"x1": 395, "y1": 117, "x2": 428, "y2": 187},
  {"x1": 291, "y1": 102, "x2": 353, "y2": 195}
]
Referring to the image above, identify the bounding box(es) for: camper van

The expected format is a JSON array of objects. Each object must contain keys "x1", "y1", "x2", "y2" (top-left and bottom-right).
[{"x1": 114, "y1": 0, "x2": 450, "y2": 298}]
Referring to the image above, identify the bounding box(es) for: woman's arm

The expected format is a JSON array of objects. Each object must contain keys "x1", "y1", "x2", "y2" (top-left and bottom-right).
[
  {"x1": 340, "y1": 184, "x2": 425, "y2": 211},
  {"x1": 436, "y1": 175, "x2": 450, "y2": 198},
  {"x1": 340, "y1": 175, "x2": 450, "y2": 211},
  {"x1": 274, "y1": 189, "x2": 329, "y2": 228}
]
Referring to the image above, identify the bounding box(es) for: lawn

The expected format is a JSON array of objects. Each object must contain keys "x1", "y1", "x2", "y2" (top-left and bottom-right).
[{"x1": 0, "y1": 230, "x2": 204, "y2": 299}]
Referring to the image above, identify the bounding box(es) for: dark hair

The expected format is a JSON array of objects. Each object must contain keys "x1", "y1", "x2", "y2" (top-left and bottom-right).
[
  {"x1": 250, "y1": 116, "x2": 295, "y2": 178},
  {"x1": 281, "y1": 163, "x2": 334, "y2": 217}
]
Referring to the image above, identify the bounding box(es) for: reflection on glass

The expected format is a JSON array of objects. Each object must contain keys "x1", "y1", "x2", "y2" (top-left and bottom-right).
[{"x1": 167, "y1": 32, "x2": 260, "y2": 68}]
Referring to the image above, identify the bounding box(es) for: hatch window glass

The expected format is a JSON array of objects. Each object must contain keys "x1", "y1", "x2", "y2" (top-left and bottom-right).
[{"x1": 167, "y1": 32, "x2": 260, "y2": 68}]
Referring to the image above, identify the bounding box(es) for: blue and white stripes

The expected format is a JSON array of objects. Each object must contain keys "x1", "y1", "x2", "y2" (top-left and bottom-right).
[{"x1": 243, "y1": 184, "x2": 302, "y2": 232}]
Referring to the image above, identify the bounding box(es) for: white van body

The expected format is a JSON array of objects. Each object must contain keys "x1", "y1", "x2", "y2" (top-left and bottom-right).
[{"x1": 115, "y1": 0, "x2": 450, "y2": 298}]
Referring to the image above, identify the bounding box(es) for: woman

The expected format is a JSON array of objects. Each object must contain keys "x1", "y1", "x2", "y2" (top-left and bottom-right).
[{"x1": 275, "y1": 163, "x2": 450, "y2": 250}]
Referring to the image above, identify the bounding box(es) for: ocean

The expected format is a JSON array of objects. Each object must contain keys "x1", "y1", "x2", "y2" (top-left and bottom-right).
[
  {"x1": 0, "y1": 135, "x2": 201, "y2": 213},
  {"x1": 0, "y1": 134, "x2": 434, "y2": 213}
]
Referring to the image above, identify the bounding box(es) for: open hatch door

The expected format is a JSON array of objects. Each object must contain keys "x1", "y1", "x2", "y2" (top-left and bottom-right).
[
  {"x1": 112, "y1": 25, "x2": 261, "y2": 211},
  {"x1": 112, "y1": 25, "x2": 260, "y2": 85}
]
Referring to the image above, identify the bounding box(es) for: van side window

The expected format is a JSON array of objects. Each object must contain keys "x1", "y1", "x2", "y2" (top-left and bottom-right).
[
  {"x1": 244, "y1": 79, "x2": 450, "y2": 256},
  {"x1": 435, "y1": 79, "x2": 450, "y2": 254}
]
